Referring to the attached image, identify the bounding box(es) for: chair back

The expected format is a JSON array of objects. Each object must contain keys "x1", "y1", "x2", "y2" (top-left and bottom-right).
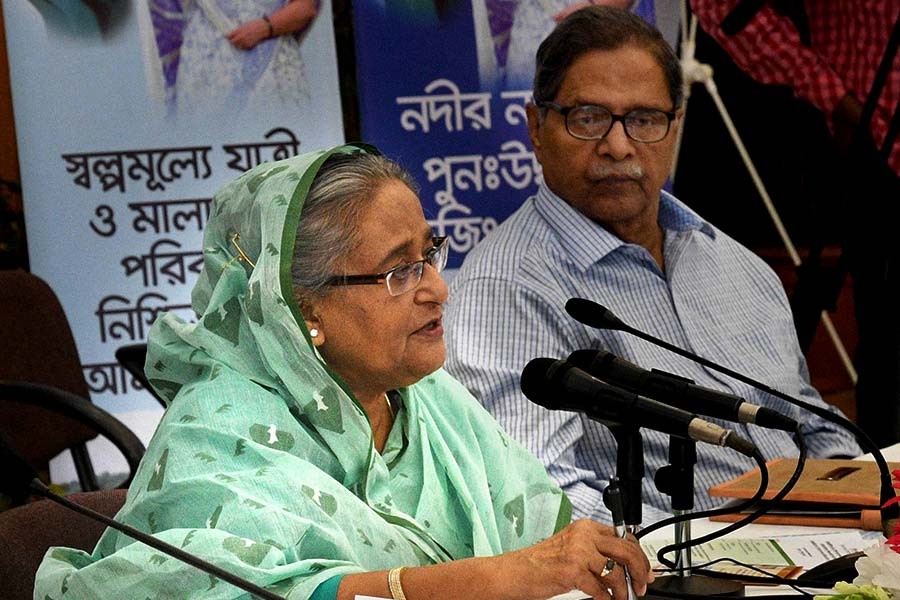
[
  {"x1": 0, "y1": 488, "x2": 127, "y2": 600},
  {"x1": 115, "y1": 343, "x2": 167, "y2": 407},
  {"x1": 0, "y1": 270, "x2": 90, "y2": 397},
  {"x1": 0, "y1": 270, "x2": 103, "y2": 485}
]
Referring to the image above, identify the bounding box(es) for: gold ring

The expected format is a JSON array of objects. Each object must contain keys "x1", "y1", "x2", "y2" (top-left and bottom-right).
[{"x1": 600, "y1": 557, "x2": 616, "y2": 577}]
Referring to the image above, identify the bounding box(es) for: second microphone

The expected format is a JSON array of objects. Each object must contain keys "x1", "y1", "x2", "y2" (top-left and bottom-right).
[{"x1": 520, "y1": 357, "x2": 757, "y2": 457}]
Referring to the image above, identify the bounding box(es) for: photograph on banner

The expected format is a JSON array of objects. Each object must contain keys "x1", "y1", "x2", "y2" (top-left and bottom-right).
[
  {"x1": 352, "y1": 0, "x2": 674, "y2": 269},
  {"x1": 140, "y1": 0, "x2": 319, "y2": 115},
  {"x1": 2, "y1": 0, "x2": 345, "y2": 487}
]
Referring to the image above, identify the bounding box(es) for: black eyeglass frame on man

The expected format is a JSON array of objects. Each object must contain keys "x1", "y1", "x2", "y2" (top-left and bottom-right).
[
  {"x1": 538, "y1": 102, "x2": 677, "y2": 143},
  {"x1": 325, "y1": 236, "x2": 450, "y2": 297}
]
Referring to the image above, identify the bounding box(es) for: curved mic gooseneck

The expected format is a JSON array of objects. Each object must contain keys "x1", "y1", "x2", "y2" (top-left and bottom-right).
[{"x1": 564, "y1": 297, "x2": 900, "y2": 535}]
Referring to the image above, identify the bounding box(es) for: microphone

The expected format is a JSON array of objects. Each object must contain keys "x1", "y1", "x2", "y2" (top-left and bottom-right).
[
  {"x1": 564, "y1": 297, "x2": 900, "y2": 535},
  {"x1": 568, "y1": 349, "x2": 797, "y2": 432},
  {"x1": 565, "y1": 297, "x2": 630, "y2": 332},
  {"x1": 0, "y1": 436, "x2": 284, "y2": 600},
  {"x1": 520, "y1": 358, "x2": 757, "y2": 457}
]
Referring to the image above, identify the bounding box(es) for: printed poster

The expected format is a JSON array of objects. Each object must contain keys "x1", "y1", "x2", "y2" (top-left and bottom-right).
[{"x1": 2, "y1": 0, "x2": 345, "y2": 485}]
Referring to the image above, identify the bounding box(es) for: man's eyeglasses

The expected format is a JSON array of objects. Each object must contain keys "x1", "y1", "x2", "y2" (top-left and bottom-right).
[
  {"x1": 326, "y1": 236, "x2": 449, "y2": 297},
  {"x1": 539, "y1": 102, "x2": 676, "y2": 143}
]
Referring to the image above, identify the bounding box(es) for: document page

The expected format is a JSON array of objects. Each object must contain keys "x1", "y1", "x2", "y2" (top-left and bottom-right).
[
  {"x1": 642, "y1": 529, "x2": 877, "y2": 577},
  {"x1": 642, "y1": 537, "x2": 801, "y2": 578},
  {"x1": 774, "y1": 530, "x2": 875, "y2": 569}
]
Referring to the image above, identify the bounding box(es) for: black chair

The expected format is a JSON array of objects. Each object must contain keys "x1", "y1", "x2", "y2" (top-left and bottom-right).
[
  {"x1": 0, "y1": 488, "x2": 127, "y2": 600},
  {"x1": 0, "y1": 270, "x2": 145, "y2": 493},
  {"x1": 0, "y1": 382, "x2": 145, "y2": 491},
  {"x1": 115, "y1": 343, "x2": 167, "y2": 408}
]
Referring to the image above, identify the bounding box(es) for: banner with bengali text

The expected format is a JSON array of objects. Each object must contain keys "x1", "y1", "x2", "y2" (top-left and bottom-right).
[
  {"x1": 2, "y1": 0, "x2": 344, "y2": 485},
  {"x1": 351, "y1": 0, "x2": 667, "y2": 269}
]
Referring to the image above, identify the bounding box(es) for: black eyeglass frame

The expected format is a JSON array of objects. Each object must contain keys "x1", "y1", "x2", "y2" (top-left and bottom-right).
[
  {"x1": 538, "y1": 102, "x2": 677, "y2": 143},
  {"x1": 325, "y1": 236, "x2": 449, "y2": 296}
]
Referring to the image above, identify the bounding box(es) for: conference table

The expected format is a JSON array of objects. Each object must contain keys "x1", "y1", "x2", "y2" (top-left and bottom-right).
[{"x1": 548, "y1": 443, "x2": 900, "y2": 600}]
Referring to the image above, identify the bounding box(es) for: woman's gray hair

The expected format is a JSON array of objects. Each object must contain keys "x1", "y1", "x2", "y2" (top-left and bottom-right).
[{"x1": 290, "y1": 152, "x2": 419, "y2": 302}]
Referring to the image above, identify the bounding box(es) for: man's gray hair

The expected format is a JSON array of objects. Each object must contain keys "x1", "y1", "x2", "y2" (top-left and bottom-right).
[
  {"x1": 290, "y1": 152, "x2": 419, "y2": 301},
  {"x1": 533, "y1": 6, "x2": 683, "y2": 110}
]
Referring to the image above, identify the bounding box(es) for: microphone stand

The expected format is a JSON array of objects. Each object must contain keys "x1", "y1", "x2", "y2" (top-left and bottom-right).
[
  {"x1": 661, "y1": 323, "x2": 897, "y2": 533},
  {"x1": 565, "y1": 299, "x2": 897, "y2": 588},
  {"x1": 586, "y1": 302, "x2": 898, "y2": 537},
  {"x1": 609, "y1": 424, "x2": 644, "y2": 531},
  {"x1": 657, "y1": 438, "x2": 697, "y2": 577},
  {"x1": 648, "y1": 437, "x2": 744, "y2": 598}
]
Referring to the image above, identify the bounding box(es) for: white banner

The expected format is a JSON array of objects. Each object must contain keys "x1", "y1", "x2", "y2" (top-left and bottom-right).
[{"x1": 2, "y1": 0, "x2": 345, "y2": 485}]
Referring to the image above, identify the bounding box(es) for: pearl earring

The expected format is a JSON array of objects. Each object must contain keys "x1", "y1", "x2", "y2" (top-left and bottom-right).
[{"x1": 309, "y1": 328, "x2": 319, "y2": 338}]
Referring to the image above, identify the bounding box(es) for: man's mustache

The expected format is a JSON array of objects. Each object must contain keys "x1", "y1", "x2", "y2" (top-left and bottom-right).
[{"x1": 589, "y1": 163, "x2": 644, "y2": 179}]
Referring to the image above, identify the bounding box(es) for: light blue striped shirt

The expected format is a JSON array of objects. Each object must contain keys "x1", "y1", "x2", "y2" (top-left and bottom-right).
[{"x1": 444, "y1": 183, "x2": 861, "y2": 525}]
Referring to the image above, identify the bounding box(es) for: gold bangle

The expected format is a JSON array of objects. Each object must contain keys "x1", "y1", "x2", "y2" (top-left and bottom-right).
[{"x1": 388, "y1": 566, "x2": 407, "y2": 600}]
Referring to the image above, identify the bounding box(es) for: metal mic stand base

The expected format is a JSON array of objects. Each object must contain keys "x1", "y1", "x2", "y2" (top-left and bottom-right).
[{"x1": 645, "y1": 575, "x2": 745, "y2": 599}]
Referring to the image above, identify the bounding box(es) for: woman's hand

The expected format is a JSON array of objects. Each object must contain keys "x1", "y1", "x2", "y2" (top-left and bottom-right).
[
  {"x1": 337, "y1": 520, "x2": 653, "y2": 600},
  {"x1": 495, "y1": 519, "x2": 654, "y2": 600},
  {"x1": 226, "y1": 19, "x2": 270, "y2": 50},
  {"x1": 226, "y1": 1, "x2": 317, "y2": 50}
]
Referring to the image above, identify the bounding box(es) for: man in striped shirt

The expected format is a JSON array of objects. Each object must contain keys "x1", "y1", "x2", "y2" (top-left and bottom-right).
[{"x1": 444, "y1": 5, "x2": 861, "y2": 524}]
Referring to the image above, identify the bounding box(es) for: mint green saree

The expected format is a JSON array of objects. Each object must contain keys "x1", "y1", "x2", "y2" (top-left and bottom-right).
[{"x1": 34, "y1": 144, "x2": 571, "y2": 599}]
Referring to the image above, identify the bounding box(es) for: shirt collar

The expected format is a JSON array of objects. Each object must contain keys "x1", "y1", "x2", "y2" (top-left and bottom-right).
[{"x1": 534, "y1": 182, "x2": 716, "y2": 272}]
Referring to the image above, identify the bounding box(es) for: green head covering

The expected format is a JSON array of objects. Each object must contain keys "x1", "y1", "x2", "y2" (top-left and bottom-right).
[{"x1": 35, "y1": 144, "x2": 571, "y2": 599}]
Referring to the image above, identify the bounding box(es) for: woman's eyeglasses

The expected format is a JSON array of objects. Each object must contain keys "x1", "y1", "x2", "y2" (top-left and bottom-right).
[{"x1": 326, "y1": 236, "x2": 449, "y2": 296}]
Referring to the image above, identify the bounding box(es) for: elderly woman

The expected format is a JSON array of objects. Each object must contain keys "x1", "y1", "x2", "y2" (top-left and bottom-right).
[{"x1": 34, "y1": 144, "x2": 652, "y2": 599}]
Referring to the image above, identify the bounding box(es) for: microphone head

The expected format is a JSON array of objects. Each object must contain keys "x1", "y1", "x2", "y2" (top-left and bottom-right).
[
  {"x1": 520, "y1": 358, "x2": 568, "y2": 409},
  {"x1": 567, "y1": 349, "x2": 614, "y2": 373},
  {"x1": 520, "y1": 358, "x2": 627, "y2": 429},
  {"x1": 565, "y1": 298, "x2": 628, "y2": 331}
]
